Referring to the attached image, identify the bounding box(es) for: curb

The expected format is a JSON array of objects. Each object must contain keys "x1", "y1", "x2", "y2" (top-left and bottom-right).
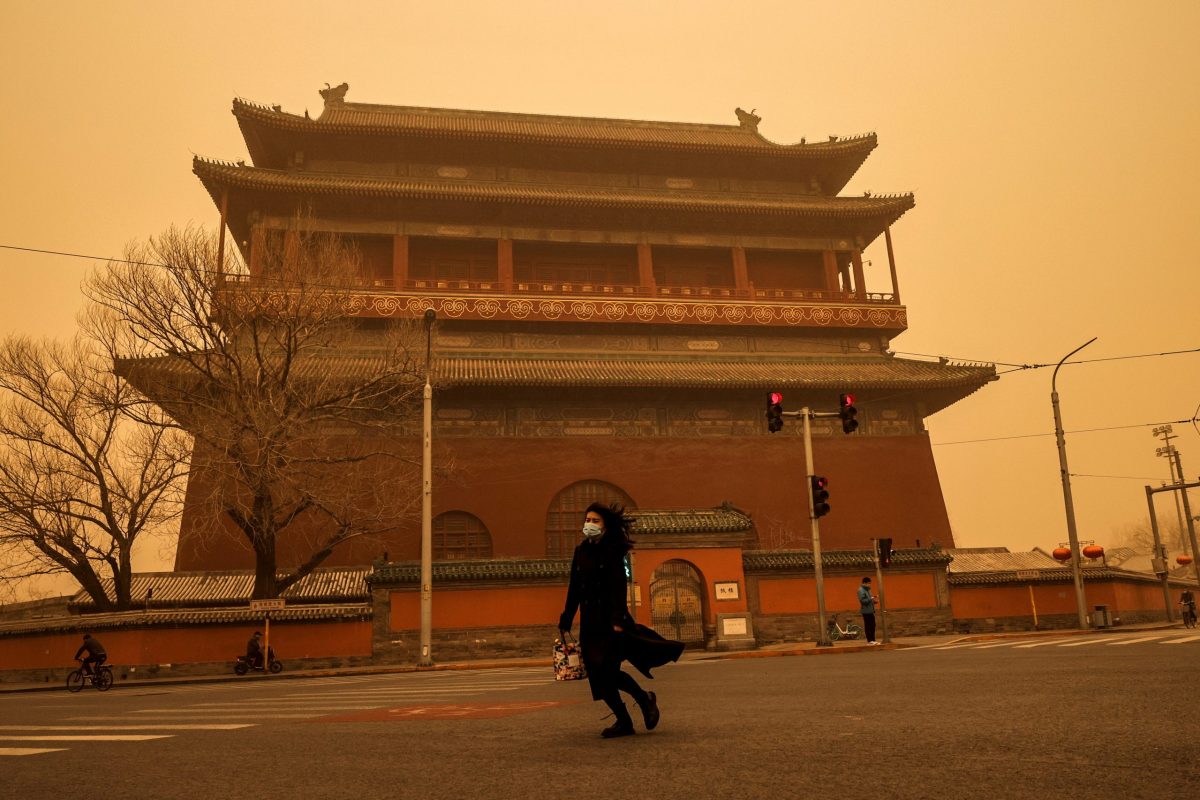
[{"x1": 1, "y1": 623, "x2": 1185, "y2": 694}]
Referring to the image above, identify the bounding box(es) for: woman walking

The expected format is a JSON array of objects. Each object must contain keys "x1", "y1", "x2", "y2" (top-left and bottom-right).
[{"x1": 558, "y1": 502, "x2": 685, "y2": 738}]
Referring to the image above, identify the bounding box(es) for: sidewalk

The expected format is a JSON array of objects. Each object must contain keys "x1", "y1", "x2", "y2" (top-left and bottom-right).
[{"x1": 1, "y1": 621, "x2": 1185, "y2": 695}]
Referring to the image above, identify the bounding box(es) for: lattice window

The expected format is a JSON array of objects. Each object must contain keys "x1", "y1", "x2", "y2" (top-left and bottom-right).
[
  {"x1": 544, "y1": 480, "x2": 635, "y2": 557},
  {"x1": 433, "y1": 511, "x2": 493, "y2": 561}
]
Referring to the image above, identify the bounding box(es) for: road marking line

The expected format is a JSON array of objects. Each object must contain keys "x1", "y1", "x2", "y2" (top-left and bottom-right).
[
  {"x1": 68, "y1": 714, "x2": 320, "y2": 720},
  {"x1": 0, "y1": 747, "x2": 67, "y2": 756},
  {"x1": 967, "y1": 642, "x2": 1020, "y2": 649},
  {"x1": 1013, "y1": 640, "x2": 1069, "y2": 648},
  {"x1": 131, "y1": 706, "x2": 381, "y2": 713},
  {"x1": 932, "y1": 643, "x2": 988, "y2": 650},
  {"x1": 1106, "y1": 636, "x2": 1166, "y2": 646},
  {"x1": 1160, "y1": 635, "x2": 1200, "y2": 644},
  {"x1": 0, "y1": 724, "x2": 255, "y2": 731},
  {"x1": 0, "y1": 734, "x2": 174, "y2": 742},
  {"x1": 1058, "y1": 639, "x2": 1111, "y2": 647}
]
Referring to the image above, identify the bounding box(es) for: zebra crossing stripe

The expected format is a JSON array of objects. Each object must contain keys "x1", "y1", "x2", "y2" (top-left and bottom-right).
[
  {"x1": 0, "y1": 747, "x2": 67, "y2": 756},
  {"x1": 968, "y1": 642, "x2": 1020, "y2": 649},
  {"x1": 1161, "y1": 635, "x2": 1200, "y2": 644},
  {"x1": 0, "y1": 724, "x2": 255, "y2": 731},
  {"x1": 0, "y1": 734, "x2": 173, "y2": 742},
  {"x1": 1013, "y1": 640, "x2": 1067, "y2": 648},
  {"x1": 69, "y1": 714, "x2": 318, "y2": 721},
  {"x1": 1057, "y1": 639, "x2": 1111, "y2": 647},
  {"x1": 1106, "y1": 636, "x2": 1166, "y2": 646}
]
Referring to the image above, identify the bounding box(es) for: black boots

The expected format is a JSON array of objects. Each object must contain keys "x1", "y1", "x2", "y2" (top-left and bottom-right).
[
  {"x1": 636, "y1": 691, "x2": 660, "y2": 731},
  {"x1": 601, "y1": 717, "x2": 635, "y2": 738}
]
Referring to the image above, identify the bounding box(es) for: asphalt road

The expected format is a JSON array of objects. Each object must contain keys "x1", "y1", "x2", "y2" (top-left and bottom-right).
[{"x1": 2, "y1": 630, "x2": 1198, "y2": 799}]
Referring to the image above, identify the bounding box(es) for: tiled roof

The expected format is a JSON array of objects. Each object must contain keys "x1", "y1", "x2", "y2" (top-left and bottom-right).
[
  {"x1": 948, "y1": 567, "x2": 1197, "y2": 587},
  {"x1": 946, "y1": 549, "x2": 1063, "y2": 574},
  {"x1": 433, "y1": 355, "x2": 995, "y2": 390},
  {"x1": 631, "y1": 507, "x2": 752, "y2": 534},
  {"x1": 233, "y1": 98, "x2": 877, "y2": 160},
  {"x1": 0, "y1": 604, "x2": 372, "y2": 637},
  {"x1": 193, "y1": 157, "x2": 913, "y2": 221},
  {"x1": 70, "y1": 568, "x2": 370, "y2": 611},
  {"x1": 119, "y1": 353, "x2": 994, "y2": 392},
  {"x1": 369, "y1": 558, "x2": 572, "y2": 586},
  {"x1": 743, "y1": 548, "x2": 953, "y2": 571}
]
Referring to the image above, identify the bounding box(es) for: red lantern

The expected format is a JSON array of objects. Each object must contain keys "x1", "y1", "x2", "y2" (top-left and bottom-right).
[
  {"x1": 1052, "y1": 547, "x2": 1072, "y2": 561},
  {"x1": 1082, "y1": 545, "x2": 1104, "y2": 559},
  {"x1": 1178, "y1": 555, "x2": 1194, "y2": 566}
]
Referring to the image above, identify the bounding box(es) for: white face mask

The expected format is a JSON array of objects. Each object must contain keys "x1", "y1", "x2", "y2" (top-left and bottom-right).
[{"x1": 582, "y1": 522, "x2": 603, "y2": 539}]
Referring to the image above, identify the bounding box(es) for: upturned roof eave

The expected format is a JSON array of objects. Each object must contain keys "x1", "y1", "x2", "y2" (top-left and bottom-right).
[
  {"x1": 231, "y1": 97, "x2": 879, "y2": 165},
  {"x1": 192, "y1": 157, "x2": 915, "y2": 223}
]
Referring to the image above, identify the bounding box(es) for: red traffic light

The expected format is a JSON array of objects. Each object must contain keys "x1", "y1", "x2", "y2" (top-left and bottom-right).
[
  {"x1": 839, "y1": 393, "x2": 855, "y2": 407},
  {"x1": 769, "y1": 391, "x2": 784, "y2": 405}
]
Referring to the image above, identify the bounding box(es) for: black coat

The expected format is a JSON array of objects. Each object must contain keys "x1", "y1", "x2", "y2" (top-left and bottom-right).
[{"x1": 559, "y1": 538, "x2": 684, "y2": 701}]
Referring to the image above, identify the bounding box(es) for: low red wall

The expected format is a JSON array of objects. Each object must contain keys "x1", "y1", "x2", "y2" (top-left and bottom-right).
[
  {"x1": 758, "y1": 572, "x2": 938, "y2": 614},
  {"x1": 951, "y1": 579, "x2": 1179, "y2": 620},
  {"x1": 390, "y1": 586, "x2": 564, "y2": 631},
  {"x1": 0, "y1": 621, "x2": 372, "y2": 672}
]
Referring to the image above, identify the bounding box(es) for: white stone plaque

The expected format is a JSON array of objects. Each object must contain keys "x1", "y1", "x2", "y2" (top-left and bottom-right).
[{"x1": 722, "y1": 617, "x2": 747, "y2": 636}]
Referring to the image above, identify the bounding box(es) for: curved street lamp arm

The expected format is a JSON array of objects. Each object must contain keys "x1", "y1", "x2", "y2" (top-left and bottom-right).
[{"x1": 1052, "y1": 337, "x2": 1097, "y2": 393}]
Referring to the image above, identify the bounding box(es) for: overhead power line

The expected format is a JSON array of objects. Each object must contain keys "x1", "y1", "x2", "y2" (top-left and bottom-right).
[
  {"x1": 5, "y1": 242, "x2": 1199, "y2": 377},
  {"x1": 933, "y1": 418, "x2": 1198, "y2": 446}
]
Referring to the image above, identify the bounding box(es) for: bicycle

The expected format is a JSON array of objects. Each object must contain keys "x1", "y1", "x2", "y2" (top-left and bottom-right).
[
  {"x1": 827, "y1": 613, "x2": 863, "y2": 641},
  {"x1": 67, "y1": 660, "x2": 114, "y2": 692},
  {"x1": 1181, "y1": 602, "x2": 1197, "y2": 629}
]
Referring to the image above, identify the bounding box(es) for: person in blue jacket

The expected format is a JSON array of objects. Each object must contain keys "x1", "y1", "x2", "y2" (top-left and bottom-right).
[{"x1": 858, "y1": 577, "x2": 880, "y2": 645}]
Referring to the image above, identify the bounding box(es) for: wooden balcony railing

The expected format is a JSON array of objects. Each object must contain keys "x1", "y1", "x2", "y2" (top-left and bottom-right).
[{"x1": 220, "y1": 275, "x2": 896, "y2": 305}]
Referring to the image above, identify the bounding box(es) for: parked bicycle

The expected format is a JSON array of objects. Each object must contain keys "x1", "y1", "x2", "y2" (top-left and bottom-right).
[
  {"x1": 67, "y1": 660, "x2": 114, "y2": 692},
  {"x1": 827, "y1": 613, "x2": 863, "y2": 641}
]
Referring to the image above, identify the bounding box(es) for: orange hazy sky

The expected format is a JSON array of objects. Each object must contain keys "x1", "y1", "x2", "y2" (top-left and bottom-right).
[{"x1": 2, "y1": 1, "x2": 1198, "y2": 586}]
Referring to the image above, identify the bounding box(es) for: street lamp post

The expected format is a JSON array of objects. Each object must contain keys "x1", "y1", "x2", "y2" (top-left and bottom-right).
[
  {"x1": 419, "y1": 309, "x2": 436, "y2": 666},
  {"x1": 1051, "y1": 337, "x2": 1095, "y2": 629}
]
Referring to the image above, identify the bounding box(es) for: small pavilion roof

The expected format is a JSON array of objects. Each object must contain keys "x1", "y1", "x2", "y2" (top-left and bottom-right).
[{"x1": 69, "y1": 567, "x2": 370, "y2": 611}]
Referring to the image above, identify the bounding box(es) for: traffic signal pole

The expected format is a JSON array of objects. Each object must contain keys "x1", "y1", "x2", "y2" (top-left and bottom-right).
[{"x1": 800, "y1": 408, "x2": 832, "y2": 647}]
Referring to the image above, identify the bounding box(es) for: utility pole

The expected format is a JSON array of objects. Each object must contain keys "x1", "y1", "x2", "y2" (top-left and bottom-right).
[
  {"x1": 801, "y1": 408, "x2": 832, "y2": 647},
  {"x1": 1147, "y1": 478, "x2": 1200, "y2": 601},
  {"x1": 1153, "y1": 425, "x2": 1189, "y2": 555},
  {"x1": 419, "y1": 309, "x2": 436, "y2": 667},
  {"x1": 1144, "y1": 487, "x2": 1176, "y2": 621},
  {"x1": 1051, "y1": 338, "x2": 1095, "y2": 629}
]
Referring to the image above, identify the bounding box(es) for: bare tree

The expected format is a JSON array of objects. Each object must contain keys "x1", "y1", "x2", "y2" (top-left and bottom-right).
[
  {"x1": 0, "y1": 337, "x2": 189, "y2": 611},
  {"x1": 85, "y1": 224, "x2": 424, "y2": 598}
]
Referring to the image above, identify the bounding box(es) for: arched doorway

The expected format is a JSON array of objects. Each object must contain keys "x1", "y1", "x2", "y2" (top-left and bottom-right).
[
  {"x1": 544, "y1": 480, "x2": 635, "y2": 557},
  {"x1": 649, "y1": 560, "x2": 706, "y2": 645}
]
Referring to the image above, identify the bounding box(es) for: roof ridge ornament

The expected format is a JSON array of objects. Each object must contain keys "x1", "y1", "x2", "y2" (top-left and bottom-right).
[
  {"x1": 320, "y1": 82, "x2": 349, "y2": 107},
  {"x1": 734, "y1": 107, "x2": 761, "y2": 132}
]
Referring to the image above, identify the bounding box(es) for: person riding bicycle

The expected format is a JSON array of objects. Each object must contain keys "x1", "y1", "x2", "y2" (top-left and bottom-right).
[
  {"x1": 246, "y1": 631, "x2": 264, "y2": 669},
  {"x1": 73, "y1": 633, "x2": 107, "y2": 676},
  {"x1": 1181, "y1": 589, "x2": 1196, "y2": 621}
]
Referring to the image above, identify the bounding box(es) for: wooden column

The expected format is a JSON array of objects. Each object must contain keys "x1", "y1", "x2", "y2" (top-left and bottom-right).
[
  {"x1": 498, "y1": 239, "x2": 514, "y2": 291},
  {"x1": 851, "y1": 251, "x2": 866, "y2": 298},
  {"x1": 392, "y1": 234, "x2": 409, "y2": 290},
  {"x1": 636, "y1": 243, "x2": 655, "y2": 292},
  {"x1": 216, "y1": 189, "x2": 228, "y2": 279},
  {"x1": 821, "y1": 250, "x2": 840, "y2": 292},
  {"x1": 249, "y1": 224, "x2": 266, "y2": 277},
  {"x1": 283, "y1": 230, "x2": 300, "y2": 272},
  {"x1": 732, "y1": 246, "x2": 749, "y2": 296},
  {"x1": 884, "y1": 227, "x2": 901, "y2": 303}
]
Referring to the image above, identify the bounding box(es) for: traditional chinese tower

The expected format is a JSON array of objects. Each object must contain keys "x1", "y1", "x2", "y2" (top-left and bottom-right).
[{"x1": 181, "y1": 83, "x2": 994, "y2": 571}]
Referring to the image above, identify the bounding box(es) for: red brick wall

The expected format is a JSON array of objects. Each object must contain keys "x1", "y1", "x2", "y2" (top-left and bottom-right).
[
  {"x1": 0, "y1": 621, "x2": 371, "y2": 671},
  {"x1": 176, "y1": 433, "x2": 953, "y2": 571},
  {"x1": 757, "y1": 572, "x2": 939, "y2": 615}
]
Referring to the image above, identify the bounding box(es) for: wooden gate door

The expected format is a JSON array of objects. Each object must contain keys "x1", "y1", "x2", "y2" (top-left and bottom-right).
[{"x1": 649, "y1": 560, "x2": 705, "y2": 645}]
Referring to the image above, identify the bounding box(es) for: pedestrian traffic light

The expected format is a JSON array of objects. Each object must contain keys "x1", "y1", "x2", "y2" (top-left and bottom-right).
[
  {"x1": 766, "y1": 391, "x2": 784, "y2": 433},
  {"x1": 838, "y1": 393, "x2": 859, "y2": 434},
  {"x1": 810, "y1": 475, "x2": 830, "y2": 518},
  {"x1": 878, "y1": 537, "x2": 894, "y2": 568}
]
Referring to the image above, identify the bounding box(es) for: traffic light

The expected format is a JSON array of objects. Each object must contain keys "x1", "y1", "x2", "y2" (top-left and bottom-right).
[
  {"x1": 766, "y1": 391, "x2": 784, "y2": 433},
  {"x1": 878, "y1": 537, "x2": 894, "y2": 568},
  {"x1": 810, "y1": 476, "x2": 830, "y2": 518},
  {"x1": 838, "y1": 393, "x2": 859, "y2": 434}
]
